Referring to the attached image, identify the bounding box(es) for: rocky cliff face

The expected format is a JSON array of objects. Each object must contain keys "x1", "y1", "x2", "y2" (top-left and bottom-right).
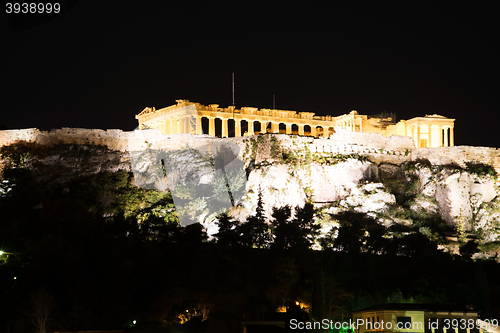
[
  {"x1": 238, "y1": 136, "x2": 498, "y2": 222},
  {"x1": 1, "y1": 131, "x2": 499, "y2": 257},
  {"x1": 240, "y1": 135, "x2": 500, "y2": 255}
]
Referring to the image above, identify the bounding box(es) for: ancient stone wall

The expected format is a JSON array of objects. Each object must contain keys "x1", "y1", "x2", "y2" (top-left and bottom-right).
[
  {"x1": 412, "y1": 146, "x2": 500, "y2": 172},
  {"x1": 0, "y1": 128, "x2": 40, "y2": 146},
  {"x1": 0, "y1": 129, "x2": 127, "y2": 149},
  {"x1": 0, "y1": 128, "x2": 129, "y2": 150}
]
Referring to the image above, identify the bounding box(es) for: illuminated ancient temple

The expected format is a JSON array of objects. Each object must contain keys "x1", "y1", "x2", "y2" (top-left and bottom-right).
[{"x1": 136, "y1": 99, "x2": 455, "y2": 148}]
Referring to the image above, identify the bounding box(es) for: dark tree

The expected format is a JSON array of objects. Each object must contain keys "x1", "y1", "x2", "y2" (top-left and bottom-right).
[
  {"x1": 364, "y1": 220, "x2": 387, "y2": 254},
  {"x1": 27, "y1": 289, "x2": 56, "y2": 333},
  {"x1": 270, "y1": 205, "x2": 293, "y2": 250},
  {"x1": 270, "y1": 203, "x2": 319, "y2": 251},
  {"x1": 238, "y1": 187, "x2": 271, "y2": 248},
  {"x1": 174, "y1": 223, "x2": 208, "y2": 244},
  {"x1": 266, "y1": 257, "x2": 299, "y2": 308},
  {"x1": 397, "y1": 233, "x2": 437, "y2": 257},
  {"x1": 460, "y1": 239, "x2": 479, "y2": 260},
  {"x1": 332, "y1": 211, "x2": 387, "y2": 254},
  {"x1": 475, "y1": 262, "x2": 492, "y2": 318},
  {"x1": 312, "y1": 269, "x2": 352, "y2": 324},
  {"x1": 215, "y1": 212, "x2": 241, "y2": 246},
  {"x1": 291, "y1": 202, "x2": 320, "y2": 250},
  {"x1": 139, "y1": 215, "x2": 180, "y2": 243}
]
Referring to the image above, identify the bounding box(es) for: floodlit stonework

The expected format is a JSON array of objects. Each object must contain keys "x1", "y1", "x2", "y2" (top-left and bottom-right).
[{"x1": 136, "y1": 99, "x2": 455, "y2": 148}]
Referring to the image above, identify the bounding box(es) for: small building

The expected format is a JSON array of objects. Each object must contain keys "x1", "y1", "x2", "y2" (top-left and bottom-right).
[{"x1": 353, "y1": 304, "x2": 491, "y2": 333}]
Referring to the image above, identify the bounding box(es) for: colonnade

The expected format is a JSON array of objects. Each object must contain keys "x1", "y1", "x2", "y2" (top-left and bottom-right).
[
  {"x1": 410, "y1": 124, "x2": 454, "y2": 148},
  {"x1": 155, "y1": 115, "x2": 334, "y2": 138},
  {"x1": 337, "y1": 118, "x2": 362, "y2": 132},
  {"x1": 137, "y1": 101, "x2": 456, "y2": 148},
  {"x1": 155, "y1": 115, "x2": 202, "y2": 135}
]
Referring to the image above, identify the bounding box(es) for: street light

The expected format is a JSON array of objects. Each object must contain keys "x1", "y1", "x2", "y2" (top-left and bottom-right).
[
  {"x1": 0, "y1": 250, "x2": 20, "y2": 259},
  {"x1": 0, "y1": 250, "x2": 22, "y2": 255}
]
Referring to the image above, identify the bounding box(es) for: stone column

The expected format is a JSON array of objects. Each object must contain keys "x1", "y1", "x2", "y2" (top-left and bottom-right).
[
  {"x1": 271, "y1": 122, "x2": 279, "y2": 134},
  {"x1": 450, "y1": 126, "x2": 454, "y2": 146},
  {"x1": 261, "y1": 121, "x2": 268, "y2": 134},
  {"x1": 311, "y1": 126, "x2": 317, "y2": 137},
  {"x1": 444, "y1": 127, "x2": 449, "y2": 147},
  {"x1": 428, "y1": 125, "x2": 432, "y2": 148},
  {"x1": 437, "y1": 126, "x2": 443, "y2": 147},
  {"x1": 196, "y1": 116, "x2": 202, "y2": 135},
  {"x1": 184, "y1": 116, "x2": 189, "y2": 134},
  {"x1": 182, "y1": 116, "x2": 188, "y2": 134},
  {"x1": 247, "y1": 120, "x2": 254, "y2": 135},
  {"x1": 298, "y1": 125, "x2": 304, "y2": 136},
  {"x1": 171, "y1": 118, "x2": 177, "y2": 134},
  {"x1": 222, "y1": 118, "x2": 228, "y2": 137},
  {"x1": 234, "y1": 119, "x2": 241, "y2": 137},
  {"x1": 286, "y1": 123, "x2": 292, "y2": 134},
  {"x1": 165, "y1": 119, "x2": 171, "y2": 134},
  {"x1": 429, "y1": 125, "x2": 436, "y2": 147},
  {"x1": 322, "y1": 126, "x2": 328, "y2": 138},
  {"x1": 209, "y1": 117, "x2": 215, "y2": 136},
  {"x1": 177, "y1": 116, "x2": 184, "y2": 134},
  {"x1": 186, "y1": 116, "x2": 191, "y2": 134},
  {"x1": 417, "y1": 126, "x2": 421, "y2": 148}
]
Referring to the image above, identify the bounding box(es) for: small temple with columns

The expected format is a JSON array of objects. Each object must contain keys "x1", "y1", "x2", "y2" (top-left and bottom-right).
[{"x1": 136, "y1": 99, "x2": 455, "y2": 148}]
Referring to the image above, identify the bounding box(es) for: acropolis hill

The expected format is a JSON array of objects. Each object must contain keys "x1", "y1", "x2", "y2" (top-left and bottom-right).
[
  {"x1": 0, "y1": 99, "x2": 496, "y2": 173},
  {"x1": 1, "y1": 100, "x2": 500, "y2": 258},
  {"x1": 0, "y1": 100, "x2": 493, "y2": 171}
]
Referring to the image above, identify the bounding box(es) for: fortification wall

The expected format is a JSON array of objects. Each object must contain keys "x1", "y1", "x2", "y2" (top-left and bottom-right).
[
  {"x1": 412, "y1": 146, "x2": 500, "y2": 172},
  {"x1": 0, "y1": 128, "x2": 41, "y2": 146},
  {"x1": 0, "y1": 128, "x2": 130, "y2": 150},
  {"x1": 314, "y1": 132, "x2": 414, "y2": 150},
  {"x1": 2, "y1": 128, "x2": 500, "y2": 172},
  {"x1": 0, "y1": 128, "x2": 221, "y2": 152}
]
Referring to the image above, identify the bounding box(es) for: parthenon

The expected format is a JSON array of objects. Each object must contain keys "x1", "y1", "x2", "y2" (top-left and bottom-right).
[{"x1": 136, "y1": 99, "x2": 455, "y2": 148}]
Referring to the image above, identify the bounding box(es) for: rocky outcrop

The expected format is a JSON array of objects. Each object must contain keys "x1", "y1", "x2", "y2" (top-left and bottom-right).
[{"x1": 1, "y1": 129, "x2": 500, "y2": 254}]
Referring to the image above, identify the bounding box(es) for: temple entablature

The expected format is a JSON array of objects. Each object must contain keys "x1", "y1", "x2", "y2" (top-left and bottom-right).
[{"x1": 135, "y1": 100, "x2": 455, "y2": 148}]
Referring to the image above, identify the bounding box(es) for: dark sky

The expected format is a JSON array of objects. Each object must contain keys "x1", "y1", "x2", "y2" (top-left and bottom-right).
[{"x1": 2, "y1": 2, "x2": 499, "y2": 147}]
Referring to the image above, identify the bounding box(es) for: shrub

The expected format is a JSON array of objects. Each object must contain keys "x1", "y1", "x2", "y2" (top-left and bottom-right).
[{"x1": 465, "y1": 162, "x2": 497, "y2": 177}]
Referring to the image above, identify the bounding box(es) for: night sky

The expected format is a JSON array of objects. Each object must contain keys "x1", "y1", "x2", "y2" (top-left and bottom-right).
[{"x1": 2, "y1": 2, "x2": 499, "y2": 147}]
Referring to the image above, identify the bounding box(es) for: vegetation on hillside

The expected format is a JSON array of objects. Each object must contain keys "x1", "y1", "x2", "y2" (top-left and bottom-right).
[{"x1": 1, "y1": 141, "x2": 500, "y2": 332}]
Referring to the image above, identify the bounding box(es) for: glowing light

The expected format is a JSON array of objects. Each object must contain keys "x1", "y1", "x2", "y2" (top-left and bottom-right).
[
  {"x1": 133, "y1": 320, "x2": 136, "y2": 325},
  {"x1": 0, "y1": 251, "x2": 3, "y2": 255}
]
